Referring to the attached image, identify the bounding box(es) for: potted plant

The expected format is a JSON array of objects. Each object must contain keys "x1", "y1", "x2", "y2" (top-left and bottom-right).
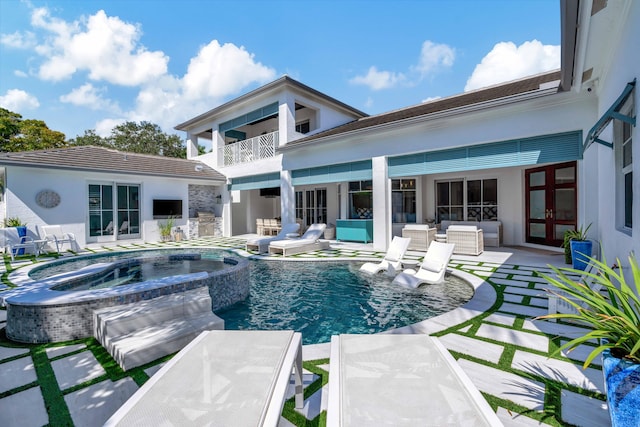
[
  {"x1": 563, "y1": 223, "x2": 592, "y2": 270},
  {"x1": 3, "y1": 217, "x2": 28, "y2": 255},
  {"x1": 158, "y1": 217, "x2": 174, "y2": 242},
  {"x1": 539, "y1": 254, "x2": 640, "y2": 426}
]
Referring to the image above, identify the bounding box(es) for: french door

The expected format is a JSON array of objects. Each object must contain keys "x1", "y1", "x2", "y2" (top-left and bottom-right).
[
  {"x1": 525, "y1": 161, "x2": 577, "y2": 247},
  {"x1": 295, "y1": 188, "x2": 327, "y2": 228},
  {"x1": 88, "y1": 183, "x2": 140, "y2": 241}
]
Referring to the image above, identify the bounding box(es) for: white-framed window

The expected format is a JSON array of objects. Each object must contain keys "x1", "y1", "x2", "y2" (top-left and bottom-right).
[
  {"x1": 436, "y1": 178, "x2": 498, "y2": 223},
  {"x1": 392, "y1": 178, "x2": 416, "y2": 223},
  {"x1": 348, "y1": 180, "x2": 373, "y2": 219},
  {"x1": 616, "y1": 102, "x2": 634, "y2": 231}
]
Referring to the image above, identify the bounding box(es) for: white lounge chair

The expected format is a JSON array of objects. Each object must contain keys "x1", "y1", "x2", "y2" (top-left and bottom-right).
[
  {"x1": 327, "y1": 334, "x2": 503, "y2": 426},
  {"x1": 40, "y1": 225, "x2": 78, "y2": 252},
  {"x1": 546, "y1": 266, "x2": 603, "y2": 322},
  {"x1": 103, "y1": 221, "x2": 114, "y2": 235},
  {"x1": 268, "y1": 223, "x2": 329, "y2": 256},
  {"x1": 392, "y1": 241, "x2": 455, "y2": 288},
  {"x1": 119, "y1": 220, "x2": 129, "y2": 234},
  {"x1": 246, "y1": 222, "x2": 301, "y2": 253},
  {"x1": 1, "y1": 227, "x2": 39, "y2": 261},
  {"x1": 104, "y1": 330, "x2": 304, "y2": 427},
  {"x1": 359, "y1": 236, "x2": 411, "y2": 275}
]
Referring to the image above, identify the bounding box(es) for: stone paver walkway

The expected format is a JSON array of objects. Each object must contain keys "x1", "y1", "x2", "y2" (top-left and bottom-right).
[{"x1": 0, "y1": 237, "x2": 610, "y2": 426}]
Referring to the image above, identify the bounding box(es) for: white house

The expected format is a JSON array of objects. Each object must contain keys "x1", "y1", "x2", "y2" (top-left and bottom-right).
[
  {"x1": 1, "y1": 0, "x2": 636, "y2": 264},
  {"x1": 0, "y1": 146, "x2": 226, "y2": 245}
]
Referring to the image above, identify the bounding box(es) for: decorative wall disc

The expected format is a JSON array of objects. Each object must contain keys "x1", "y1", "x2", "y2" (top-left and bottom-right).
[{"x1": 35, "y1": 190, "x2": 61, "y2": 209}]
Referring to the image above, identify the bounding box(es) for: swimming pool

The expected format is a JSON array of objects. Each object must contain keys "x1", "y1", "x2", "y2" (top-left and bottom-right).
[{"x1": 24, "y1": 249, "x2": 474, "y2": 345}]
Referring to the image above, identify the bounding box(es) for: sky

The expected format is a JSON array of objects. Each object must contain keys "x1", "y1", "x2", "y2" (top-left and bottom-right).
[{"x1": 0, "y1": 0, "x2": 561, "y2": 142}]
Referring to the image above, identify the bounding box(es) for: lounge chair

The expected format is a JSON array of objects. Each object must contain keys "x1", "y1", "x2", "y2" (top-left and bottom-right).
[
  {"x1": 103, "y1": 221, "x2": 114, "y2": 235},
  {"x1": 359, "y1": 236, "x2": 411, "y2": 275},
  {"x1": 327, "y1": 334, "x2": 503, "y2": 426},
  {"x1": 40, "y1": 225, "x2": 78, "y2": 252},
  {"x1": 268, "y1": 223, "x2": 330, "y2": 256},
  {"x1": 119, "y1": 221, "x2": 129, "y2": 234},
  {"x1": 104, "y1": 330, "x2": 304, "y2": 427},
  {"x1": 392, "y1": 241, "x2": 455, "y2": 288},
  {"x1": 546, "y1": 265, "x2": 603, "y2": 322},
  {"x1": 1, "y1": 227, "x2": 40, "y2": 261},
  {"x1": 246, "y1": 222, "x2": 301, "y2": 253}
]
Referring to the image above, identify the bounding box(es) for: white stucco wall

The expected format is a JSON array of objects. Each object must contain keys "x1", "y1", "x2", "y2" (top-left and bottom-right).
[
  {"x1": 587, "y1": 0, "x2": 639, "y2": 262},
  {"x1": 3, "y1": 166, "x2": 218, "y2": 246}
]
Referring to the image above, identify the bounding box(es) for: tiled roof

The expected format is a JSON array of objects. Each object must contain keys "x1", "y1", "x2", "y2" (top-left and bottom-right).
[
  {"x1": 0, "y1": 145, "x2": 226, "y2": 182},
  {"x1": 283, "y1": 71, "x2": 562, "y2": 149}
]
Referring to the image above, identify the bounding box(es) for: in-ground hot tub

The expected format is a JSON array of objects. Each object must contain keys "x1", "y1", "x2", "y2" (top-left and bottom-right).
[{"x1": 3, "y1": 251, "x2": 249, "y2": 343}]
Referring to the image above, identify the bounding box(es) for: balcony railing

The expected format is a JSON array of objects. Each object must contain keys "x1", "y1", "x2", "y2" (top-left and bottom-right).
[{"x1": 218, "y1": 131, "x2": 279, "y2": 167}]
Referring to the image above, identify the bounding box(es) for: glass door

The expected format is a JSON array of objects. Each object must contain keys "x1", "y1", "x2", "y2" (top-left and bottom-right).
[
  {"x1": 88, "y1": 184, "x2": 114, "y2": 238},
  {"x1": 525, "y1": 161, "x2": 577, "y2": 246},
  {"x1": 116, "y1": 184, "x2": 140, "y2": 239},
  {"x1": 296, "y1": 188, "x2": 327, "y2": 228}
]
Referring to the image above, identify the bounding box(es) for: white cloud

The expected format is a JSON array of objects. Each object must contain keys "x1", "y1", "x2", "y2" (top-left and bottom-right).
[
  {"x1": 0, "y1": 89, "x2": 40, "y2": 111},
  {"x1": 182, "y1": 40, "x2": 276, "y2": 100},
  {"x1": 349, "y1": 66, "x2": 406, "y2": 91},
  {"x1": 465, "y1": 40, "x2": 560, "y2": 91},
  {"x1": 94, "y1": 118, "x2": 126, "y2": 137},
  {"x1": 422, "y1": 96, "x2": 441, "y2": 103},
  {"x1": 33, "y1": 9, "x2": 169, "y2": 85},
  {"x1": 413, "y1": 41, "x2": 455, "y2": 77},
  {"x1": 14, "y1": 70, "x2": 28, "y2": 78},
  {"x1": 59, "y1": 83, "x2": 120, "y2": 112},
  {"x1": 0, "y1": 31, "x2": 37, "y2": 49}
]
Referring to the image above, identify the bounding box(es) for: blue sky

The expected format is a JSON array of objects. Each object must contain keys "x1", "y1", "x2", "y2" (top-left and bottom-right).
[{"x1": 0, "y1": 0, "x2": 561, "y2": 141}]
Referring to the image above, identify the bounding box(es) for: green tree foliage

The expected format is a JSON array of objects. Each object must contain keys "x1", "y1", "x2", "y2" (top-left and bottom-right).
[
  {"x1": 71, "y1": 120, "x2": 206, "y2": 158},
  {"x1": 0, "y1": 108, "x2": 67, "y2": 152}
]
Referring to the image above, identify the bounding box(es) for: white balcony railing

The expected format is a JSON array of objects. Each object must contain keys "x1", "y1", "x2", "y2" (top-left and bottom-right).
[{"x1": 219, "y1": 131, "x2": 279, "y2": 167}]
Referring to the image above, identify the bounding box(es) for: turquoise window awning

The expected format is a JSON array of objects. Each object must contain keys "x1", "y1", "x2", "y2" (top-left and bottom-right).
[
  {"x1": 219, "y1": 102, "x2": 279, "y2": 134},
  {"x1": 388, "y1": 131, "x2": 582, "y2": 178},
  {"x1": 229, "y1": 172, "x2": 281, "y2": 191},
  {"x1": 292, "y1": 160, "x2": 372, "y2": 186},
  {"x1": 584, "y1": 79, "x2": 636, "y2": 150}
]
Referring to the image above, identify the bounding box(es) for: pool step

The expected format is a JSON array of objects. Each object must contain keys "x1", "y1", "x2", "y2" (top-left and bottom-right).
[{"x1": 93, "y1": 289, "x2": 224, "y2": 371}]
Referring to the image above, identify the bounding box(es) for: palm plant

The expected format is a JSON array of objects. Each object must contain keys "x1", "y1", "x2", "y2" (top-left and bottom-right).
[{"x1": 538, "y1": 253, "x2": 640, "y2": 368}]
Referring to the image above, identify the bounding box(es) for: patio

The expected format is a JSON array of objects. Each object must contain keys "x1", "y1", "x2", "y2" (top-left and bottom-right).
[{"x1": 0, "y1": 237, "x2": 609, "y2": 426}]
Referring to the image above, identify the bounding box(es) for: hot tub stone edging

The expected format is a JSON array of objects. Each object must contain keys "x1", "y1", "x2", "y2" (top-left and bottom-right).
[{"x1": 5, "y1": 256, "x2": 249, "y2": 343}]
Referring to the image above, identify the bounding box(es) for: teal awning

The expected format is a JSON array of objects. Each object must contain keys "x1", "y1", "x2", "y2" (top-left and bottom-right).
[
  {"x1": 388, "y1": 131, "x2": 582, "y2": 178},
  {"x1": 229, "y1": 172, "x2": 281, "y2": 190},
  {"x1": 584, "y1": 79, "x2": 636, "y2": 150},
  {"x1": 291, "y1": 160, "x2": 372, "y2": 186},
  {"x1": 219, "y1": 102, "x2": 279, "y2": 134}
]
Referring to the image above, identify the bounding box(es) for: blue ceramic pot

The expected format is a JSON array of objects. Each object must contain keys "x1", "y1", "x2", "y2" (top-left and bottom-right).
[
  {"x1": 570, "y1": 240, "x2": 593, "y2": 271},
  {"x1": 603, "y1": 349, "x2": 640, "y2": 427}
]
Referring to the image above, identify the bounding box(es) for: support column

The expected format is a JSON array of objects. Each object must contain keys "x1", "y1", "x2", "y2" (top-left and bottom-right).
[
  {"x1": 278, "y1": 94, "x2": 296, "y2": 146},
  {"x1": 372, "y1": 156, "x2": 390, "y2": 251},
  {"x1": 221, "y1": 183, "x2": 232, "y2": 237},
  {"x1": 186, "y1": 133, "x2": 198, "y2": 159},
  {"x1": 280, "y1": 170, "x2": 295, "y2": 225}
]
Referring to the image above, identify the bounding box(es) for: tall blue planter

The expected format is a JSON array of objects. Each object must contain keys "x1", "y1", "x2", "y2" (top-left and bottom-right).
[
  {"x1": 570, "y1": 240, "x2": 593, "y2": 271},
  {"x1": 603, "y1": 349, "x2": 640, "y2": 427},
  {"x1": 15, "y1": 225, "x2": 27, "y2": 256}
]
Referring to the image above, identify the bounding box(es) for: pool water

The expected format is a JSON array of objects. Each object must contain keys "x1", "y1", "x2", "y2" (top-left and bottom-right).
[
  {"x1": 28, "y1": 249, "x2": 474, "y2": 345},
  {"x1": 216, "y1": 260, "x2": 473, "y2": 344}
]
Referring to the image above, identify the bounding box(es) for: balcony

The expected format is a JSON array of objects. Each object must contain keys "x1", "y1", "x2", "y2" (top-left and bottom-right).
[{"x1": 218, "y1": 131, "x2": 279, "y2": 167}]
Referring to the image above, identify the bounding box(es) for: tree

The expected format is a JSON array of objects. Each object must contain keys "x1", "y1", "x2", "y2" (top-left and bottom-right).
[
  {"x1": 0, "y1": 108, "x2": 67, "y2": 152},
  {"x1": 70, "y1": 121, "x2": 205, "y2": 159}
]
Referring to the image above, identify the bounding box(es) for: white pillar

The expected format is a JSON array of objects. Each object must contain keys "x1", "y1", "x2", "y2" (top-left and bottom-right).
[
  {"x1": 186, "y1": 133, "x2": 198, "y2": 159},
  {"x1": 221, "y1": 183, "x2": 232, "y2": 237},
  {"x1": 280, "y1": 170, "x2": 295, "y2": 224},
  {"x1": 278, "y1": 94, "x2": 296, "y2": 146},
  {"x1": 372, "y1": 156, "x2": 390, "y2": 251}
]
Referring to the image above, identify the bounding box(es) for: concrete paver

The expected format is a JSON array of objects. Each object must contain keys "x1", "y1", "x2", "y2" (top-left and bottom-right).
[
  {"x1": 51, "y1": 351, "x2": 106, "y2": 390},
  {"x1": 0, "y1": 355, "x2": 37, "y2": 393},
  {"x1": 511, "y1": 350, "x2": 604, "y2": 393},
  {"x1": 483, "y1": 312, "x2": 517, "y2": 327},
  {"x1": 0, "y1": 386, "x2": 48, "y2": 427},
  {"x1": 46, "y1": 343, "x2": 86, "y2": 359},
  {"x1": 0, "y1": 346, "x2": 29, "y2": 360},
  {"x1": 498, "y1": 302, "x2": 548, "y2": 318},
  {"x1": 476, "y1": 324, "x2": 549, "y2": 351},
  {"x1": 65, "y1": 377, "x2": 138, "y2": 427},
  {"x1": 457, "y1": 358, "x2": 546, "y2": 411},
  {"x1": 496, "y1": 407, "x2": 553, "y2": 426},
  {"x1": 561, "y1": 389, "x2": 610, "y2": 427},
  {"x1": 294, "y1": 384, "x2": 329, "y2": 420},
  {"x1": 439, "y1": 333, "x2": 504, "y2": 364}
]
